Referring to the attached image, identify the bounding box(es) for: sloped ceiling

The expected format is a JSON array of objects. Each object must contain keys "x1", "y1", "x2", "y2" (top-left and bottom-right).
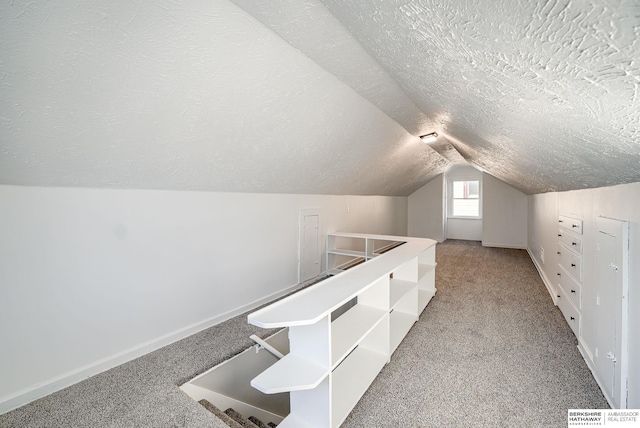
[
  {"x1": 319, "y1": 0, "x2": 640, "y2": 194},
  {"x1": 1, "y1": 0, "x2": 639, "y2": 196}
]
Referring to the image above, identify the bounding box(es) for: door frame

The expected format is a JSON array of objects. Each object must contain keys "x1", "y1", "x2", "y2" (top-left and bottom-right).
[
  {"x1": 298, "y1": 209, "x2": 322, "y2": 284},
  {"x1": 595, "y1": 215, "x2": 629, "y2": 408}
]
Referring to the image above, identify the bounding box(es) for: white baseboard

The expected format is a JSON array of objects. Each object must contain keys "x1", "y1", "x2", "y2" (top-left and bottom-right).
[
  {"x1": 482, "y1": 242, "x2": 527, "y2": 249},
  {"x1": 578, "y1": 339, "x2": 616, "y2": 409},
  {"x1": 0, "y1": 282, "x2": 304, "y2": 416},
  {"x1": 527, "y1": 247, "x2": 557, "y2": 305}
]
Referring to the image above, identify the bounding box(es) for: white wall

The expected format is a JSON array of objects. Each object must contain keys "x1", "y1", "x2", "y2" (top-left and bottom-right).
[
  {"x1": 0, "y1": 185, "x2": 408, "y2": 413},
  {"x1": 445, "y1": 165, "x2": 482, "y2": 241},
  {"x1": 528, "y1": 182, "x2": 640, "y2": 408},
  {"x1": 408, "y1": 174, "x2": 444, "y2": 242},
  {"x1": 446, "y1": 219, "x2": 482, "y2": 241},
  {"x1": 408, "y1": 170, "x2": 527, "y2": 246},
  {"x1": 482, "y1": 173, "x2": 528, "y2": 248}
]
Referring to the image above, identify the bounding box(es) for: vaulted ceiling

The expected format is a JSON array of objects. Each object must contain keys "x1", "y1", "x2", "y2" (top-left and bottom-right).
[{"x1": 1, "y1": 0, "x2": 639, "y2": 195}]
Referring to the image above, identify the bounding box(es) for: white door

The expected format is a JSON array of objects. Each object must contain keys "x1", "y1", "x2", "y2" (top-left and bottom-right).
[
  {"x1": 595, "y1": 216, "x2": 629, "y2": 408},
  {"x1": 299, "y1": 211, "x2": 321, "y2": 283}
]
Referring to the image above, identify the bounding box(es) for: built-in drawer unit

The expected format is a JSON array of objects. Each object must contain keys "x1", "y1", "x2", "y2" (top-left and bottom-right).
[
  {"x1": 556, "y1": 214, "x2": 584, "y2": 340},
  {"x1": 557, "y1": 265, "x2": 581, "y2": 310},
  {"x1": 557, "y1": 229, "x2": 583, "y2": 253},
  {"x1": 557, "y1": 287, "x2": 580, "y2": 337},
  {"x1": 558, "y1": 215, "x2": 583, "y2": 235},
  {"x1": 557, "y1": 243, "x2": 582, "y2": 281}
]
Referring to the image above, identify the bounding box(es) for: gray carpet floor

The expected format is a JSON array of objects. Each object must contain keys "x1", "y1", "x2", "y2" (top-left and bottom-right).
[
  {"x1": 0, "y1": 240, "x2": 608, "y2": 427},
  {"x1": 341, "y1": 240, "x2": 608, "y2": 427}
]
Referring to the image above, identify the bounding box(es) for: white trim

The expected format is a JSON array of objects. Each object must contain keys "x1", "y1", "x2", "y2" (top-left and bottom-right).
[
  {"x1": 482, "y1": 242, "x2": 527, "y2": 249},
  {"x1": 527, "y1": 247, "x2": 557, "y2": 305},
  {"x1": 447, "y1": 176, "x2": 483, "y2": 220},
  {"x1": 0, "y1": 281, "x2": 307, "y2": 415}
]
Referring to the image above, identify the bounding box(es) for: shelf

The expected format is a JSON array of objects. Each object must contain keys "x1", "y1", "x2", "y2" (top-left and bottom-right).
[
  {"x1": 418, "y1": 263, "x2": 436, "y2": 279},
  {"x1": 390, "y1": 279, "x2": 416, "y2": 309},
  {"x1": 249, "y1": 237, "x2": 436, "y2": 328},
  {"x1": 372, "y1": 241, "x2": 404, "y2": 255},
  {"x1": 250, "y1": 354, "x2": 328, "y2": 394},
  {"x1": 390, "y1": 310, "x2": 416, "y2": 353},
  {"x1": 331, "y1": 305, "x2": 387, "y2": 366},
  {"x1": 331, "y1": 346, "x2": 388, "y2": 427},
  {"x1": 327, "y1": 249, "x2": 366, "y2": 258},
  {"x1": 249, "y1": 233, "x2": 437, "y2": 428}
]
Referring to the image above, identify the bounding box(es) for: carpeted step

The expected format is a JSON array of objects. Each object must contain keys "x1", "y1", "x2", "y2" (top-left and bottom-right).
[
  {"x1": 248, "y1": 415, "x2": 268, "y2": 427},
  {"x1": 224, "y1": 408, "x2": 262, "y2": 428},
  {"x1": 198, "y1": 400, "x2": 244, "y2": 428}
]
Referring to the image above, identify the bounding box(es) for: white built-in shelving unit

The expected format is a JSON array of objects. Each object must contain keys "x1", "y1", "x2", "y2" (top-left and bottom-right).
[{"x1": 248, "y1": 233, "x2": 437, "y2": 428}]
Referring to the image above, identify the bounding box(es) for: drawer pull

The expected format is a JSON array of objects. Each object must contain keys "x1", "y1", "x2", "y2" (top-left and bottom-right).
[
  {"x1": 557, "y1": 294, "x2": 561, "y2": 298},
  {"x1": 557, "y1": 273, "x2": 561, "y2": 276},
  {"x1": 570, "y1": 316, "x2": 575, "y2": 321},
  {"x1": 557, "y1": 251, "x2": 561, "y2": 255},
  {"x1": 571, "y1": 263, "x2": 576, "y2": 267},
  {"x1": 559, "y1": 220, "x2": 564, "y2": 223},
  {"x1": 571, "y1": 289, "x2": 576, "y2": 293},
  {"x1": 558, "y1": 234, "x2": 562, "y2": 237},
  {"x1": 572, "y1": 224, "x2": 579, "y2": 228}
]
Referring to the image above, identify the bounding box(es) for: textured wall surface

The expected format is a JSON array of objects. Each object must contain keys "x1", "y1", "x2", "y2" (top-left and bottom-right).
[{"x1": 0, "y1": 0, "x2": 447, "y2": 196}]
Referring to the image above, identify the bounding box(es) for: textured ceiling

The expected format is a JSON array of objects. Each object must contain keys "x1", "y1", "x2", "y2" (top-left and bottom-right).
[
  {"x1": 321, "y1": 0, "x2": 640, "y2": 194},
  {"x1": 1, "y1": 0, "x2": 639, "y2": 195}
]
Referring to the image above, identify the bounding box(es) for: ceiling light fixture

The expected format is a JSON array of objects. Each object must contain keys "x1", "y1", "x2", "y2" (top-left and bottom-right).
[{"x1": 420, "y1": 132, "x2": 438, "y2": 144}]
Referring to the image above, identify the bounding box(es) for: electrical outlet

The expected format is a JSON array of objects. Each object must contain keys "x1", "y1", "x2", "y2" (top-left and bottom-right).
[{"x1": 540, "y1": 247, "x2": 545, "y2": 264}]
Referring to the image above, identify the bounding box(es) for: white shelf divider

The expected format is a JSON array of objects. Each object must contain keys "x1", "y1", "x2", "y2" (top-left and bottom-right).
[
  {"x1": 390, "y1": 310, "x2": 417, "y2": 353},
  {"x1": 331, "y1": 305, "x2": 386, "y2": 366},
  {"x1": 390, "y1": 278, "x2": 417, "y2": 309}
]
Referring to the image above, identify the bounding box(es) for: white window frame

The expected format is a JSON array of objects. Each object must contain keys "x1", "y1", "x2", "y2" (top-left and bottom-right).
[{"x1": 447, "y1": 176, "x2": 482, "y2": 219}]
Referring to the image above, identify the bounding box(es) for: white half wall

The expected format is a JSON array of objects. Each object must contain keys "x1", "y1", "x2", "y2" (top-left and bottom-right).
[
  {"x1": 446, "y1": 219, "x2": 482, "y2": 241},
  {"x1": 527, "y1": 182, "x2": 640, "y2": 408},
  {"x1": 482, "y1": 173, "x2": 528, "y2": 248},
  {"x1": 0, "y1": 185, "x2": 408, "y2": 414},
  {"x1": 408, "y1": 174, "x2": 444, "y2": 242}
]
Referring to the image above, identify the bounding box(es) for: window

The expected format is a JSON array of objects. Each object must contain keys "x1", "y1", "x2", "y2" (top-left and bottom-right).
[{"x1": 452, "y1": 180, "x2": 480, "y2": 217}]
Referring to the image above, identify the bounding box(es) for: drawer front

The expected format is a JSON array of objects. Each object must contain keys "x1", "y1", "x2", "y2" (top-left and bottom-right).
[
  {"x1": 557, "y1": 243, "x2": 582, "y2": 281},
  {"x1": 557, "y1": 229, "x2": 583, "y2": 253},
  {"x1": 557, "y1": 288, "x2": 580, "y2": 338},
  {"x1": 557, "y1": 265, "x2": 581, "y2": 309},
  {"x1": 558, "y1": 215, "x2": 583, "y2": 234}
]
